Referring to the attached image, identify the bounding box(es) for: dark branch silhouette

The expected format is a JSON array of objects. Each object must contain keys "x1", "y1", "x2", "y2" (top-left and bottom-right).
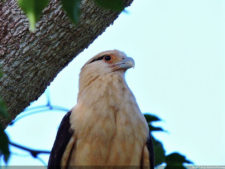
[
  {"x1": 2, "y1": 90, "x2": 66, "y2": 165},
  {"x1": 9, "y1": 142, "x2": 50, "y2": 157}
]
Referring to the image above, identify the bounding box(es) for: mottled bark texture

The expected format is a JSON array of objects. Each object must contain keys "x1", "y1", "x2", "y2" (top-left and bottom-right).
[{"x1": 0, "y1": 0, "x2": 133, "y2": 128}]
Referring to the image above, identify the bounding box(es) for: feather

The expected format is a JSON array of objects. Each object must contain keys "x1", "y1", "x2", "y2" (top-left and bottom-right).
[
  {"x1": 147, "y1": 133, "x2": 155, "y2": 168},
  {"x1": 48, "y1": 50, "x2": 154, "y2": 169},
  {"x1": 48, "y1": 111, "x2": 73, "y2": 169}
]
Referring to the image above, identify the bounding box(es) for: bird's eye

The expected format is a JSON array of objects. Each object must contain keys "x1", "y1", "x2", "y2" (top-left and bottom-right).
[{"x1": 104, "y1": 55, "x2": 111, "y2": 61}]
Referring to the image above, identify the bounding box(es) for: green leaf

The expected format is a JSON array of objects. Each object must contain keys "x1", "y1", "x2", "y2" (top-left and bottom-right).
[
  {"x1": 144, "y1": 113, "x2": 165, "y2": 132},
  {"x1": 17, "y1": 0, "x2": 49, "y2": 32},
  {"x1": 165, "y1": 152, "x2": 193, "y2": 169},
  {"x1": 0, "y1": 125, "x2": 10, "y2": 163},
  {"x1": 152, "y1": 137, "x2": 166, "y2": 166},
  {"x1": 144, "y1": 113, "x2": 161, "y2": 123},
  {"x1": 166, "y1": 152, "x2": 192, "y2": 164},
  {"x1": 94, "y1": 0, "x2": 125, "y2": 11},
  {"x1": 165, "y1": 165, "x2": 186, "y2": 169},
  {"x1": 149, "y1": 125, "x2": 165, "y2": 132},
  {"x1": 61, "y1": 0, "x2": 82, "y2": 24}
]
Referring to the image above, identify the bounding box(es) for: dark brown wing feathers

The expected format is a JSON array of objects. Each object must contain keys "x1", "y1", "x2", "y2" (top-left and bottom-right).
[
  {"x1": 147, "y1": 132, "x2": 154, "y2": 168},
  {"x1": 48, "y1": 111, "x2": 73, "y2": 169}
]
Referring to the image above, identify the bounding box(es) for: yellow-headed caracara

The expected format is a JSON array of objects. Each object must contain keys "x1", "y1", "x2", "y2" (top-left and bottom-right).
[{"x1": 48, "y1": 50, "x2": 154, "y2": 169}]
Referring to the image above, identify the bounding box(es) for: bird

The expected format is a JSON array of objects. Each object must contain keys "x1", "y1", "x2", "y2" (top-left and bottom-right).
[{"x1": 48, "y1": 50, "x2": 154, "y2": 169}]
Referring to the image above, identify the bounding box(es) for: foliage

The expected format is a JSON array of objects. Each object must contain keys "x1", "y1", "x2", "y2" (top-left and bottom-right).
[
  {"x1": 17, "y1": 0, "x2": 125, "y2": 32},
  {"x1": 94, "y1": 0, "x2": 125, "y2": 11},
  {"x1": 144, "y1": 113, "x2": 193, "y2": 168},
  {"x1": 0, "y1": 71, "x2": 10, "y2": 163},
  {"x1": 0, "y1": 125, "x2": 10, "y2": 163},
  {"x1": 61, "y1": 0, "x2": 81, "y2": 25},
  {"x1": 152, "y1": 137, "x2": 166, "y2": 166},
  {"x1": 165, "y1": 152, "x2": 193, "y2": 169},
  {"x1": 18, "y1": 0, "x2": 50, "y2": 32}
]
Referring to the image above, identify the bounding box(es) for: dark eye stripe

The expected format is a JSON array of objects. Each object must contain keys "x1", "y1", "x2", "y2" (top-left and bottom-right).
[
  {"x1": 89, "y1": 54, "x2": 112, "y2": 64},
  {"x1": 89, "y1": 56, "x2": 104, "y2": 64}
]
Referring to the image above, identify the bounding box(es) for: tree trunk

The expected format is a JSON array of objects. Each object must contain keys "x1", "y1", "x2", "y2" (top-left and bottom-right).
[{"x1": 0, "y1": 0, "x2": 133, "y2": 128}]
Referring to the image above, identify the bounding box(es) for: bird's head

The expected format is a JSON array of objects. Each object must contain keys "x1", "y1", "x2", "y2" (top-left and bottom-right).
[
  {"x1": 78, "y1": 50, "x2": 134, "y2": 93},
  {"x1": 82, "y1": 49, "x2": 134, "y2": 74}
]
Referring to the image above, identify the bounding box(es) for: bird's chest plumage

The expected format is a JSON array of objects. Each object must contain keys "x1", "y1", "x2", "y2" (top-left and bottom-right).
[
  {"x1": 70, "y1": 109, "x2": 148, "y2": 166},
  {"x1": 69, "y1": 75, "x2": 148, "y2": 166}
]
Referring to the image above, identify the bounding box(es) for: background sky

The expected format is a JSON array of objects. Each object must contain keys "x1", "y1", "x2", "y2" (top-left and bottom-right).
[{"x1": 1, "y1": 0, "x2": 225, "y2": 166}]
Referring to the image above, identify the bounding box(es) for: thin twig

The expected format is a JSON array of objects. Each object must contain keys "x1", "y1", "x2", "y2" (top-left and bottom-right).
[
  {"x1": 9, "y1": 142, "x2": 50, "y2": 158},
  {"x1": 10, "y1": 105, "x2": 68, "y2": 125},
  {"x1": 6, "y1": 91, "x2": 66, "y2": 166}
]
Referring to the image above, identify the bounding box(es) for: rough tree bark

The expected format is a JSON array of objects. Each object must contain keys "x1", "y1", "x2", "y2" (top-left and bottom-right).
[{"x1": 0, "y1": 0, "x2": 133, "y2": 128}]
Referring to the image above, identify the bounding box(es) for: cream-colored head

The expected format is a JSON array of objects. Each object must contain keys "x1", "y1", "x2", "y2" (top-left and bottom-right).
[
  {"x1": 82, "y1": 49, "x2": 134, "y2": 73},
  {"x1": 79, "y1": 50, "x2": 134, "y2": 92}
]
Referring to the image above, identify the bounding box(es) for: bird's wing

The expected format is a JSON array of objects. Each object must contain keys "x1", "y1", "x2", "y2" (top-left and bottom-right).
[
  {"x1": 146, "y1": 132, "x2": 154, "y2": 169},
  {"x1": 48, "y1": 111, "x2": 74, "y2": 169}
]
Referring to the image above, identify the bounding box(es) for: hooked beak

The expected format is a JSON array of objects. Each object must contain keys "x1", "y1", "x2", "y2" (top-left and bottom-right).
[{"x1": 112, "y1": 57, "x2": 135, "y2": 71}]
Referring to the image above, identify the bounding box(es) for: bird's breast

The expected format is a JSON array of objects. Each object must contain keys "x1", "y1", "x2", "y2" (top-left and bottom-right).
[
  {"x1": 69, "y1": 102, "x2": 148, "y2": 166},
  {"x1": 69, "y1": 74, "x2": 148, "y2": 166}
]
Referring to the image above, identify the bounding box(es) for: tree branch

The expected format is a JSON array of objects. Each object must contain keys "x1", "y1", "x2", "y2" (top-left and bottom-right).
[
  {"x1": 9, "y1": 142, "x2": 50, "y2": 157},
  {"x1": 0, "y1": 0, "x2": 133, "y2": 128}
]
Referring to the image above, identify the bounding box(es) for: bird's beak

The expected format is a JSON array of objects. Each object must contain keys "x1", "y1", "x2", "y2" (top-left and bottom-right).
[{"x1": 112, "y1": 57, "x2": 135, "y2": 71}]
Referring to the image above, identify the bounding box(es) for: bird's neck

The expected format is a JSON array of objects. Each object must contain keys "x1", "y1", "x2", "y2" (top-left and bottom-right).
[
  {"x1": 77, "y1": 72, "x2": 127, "y2": 103},
  {"x1": 70, "y1": 72, "x2": 148, "y2": 142}
]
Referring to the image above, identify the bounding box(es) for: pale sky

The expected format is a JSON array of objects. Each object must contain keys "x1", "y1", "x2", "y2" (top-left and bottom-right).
[{"x1": 2, "y1": 0, "x2": 225, "y2": 166}]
